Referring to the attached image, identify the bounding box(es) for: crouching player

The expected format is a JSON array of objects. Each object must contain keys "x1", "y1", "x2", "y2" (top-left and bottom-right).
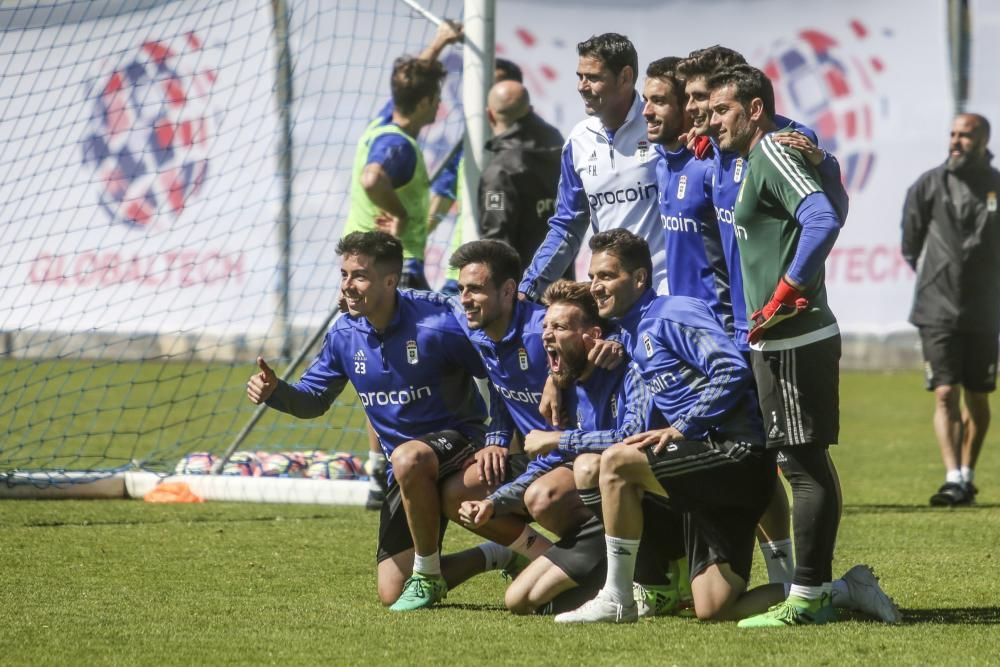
[
  {"x1": 247, "y1": 231, "x2": 534, "y2": 611},
  {"x1": 460, "y1": 280, "x2": 685, "y2": 616},
  {"x1": 556, "y1": 230, "x2": 900, "y2": 624}
]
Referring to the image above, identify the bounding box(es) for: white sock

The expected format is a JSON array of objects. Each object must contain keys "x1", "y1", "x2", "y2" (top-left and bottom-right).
[
  {"x1": 476, "y1": 541, "x2": 513, "y2": 571},
  {"x1": 412, "y1": 551, "x2": 441, "y2": 576},
  {"x1": 759, "y1": 538, "x2": 795, "y2": 584},
  {"x1": 789, "y1": 584, "x2": 823, "y2": 600},
  {"x1": 946, "y1": 468, "x2": 963, "y2": 485},
  {"x1": 961, "y1": 466, "x2": 974, "y2": 484},
  {"x1": 508, "y1": 526, "x2": 553, "y2": 560},
  {"x1": 604, "y1": 535, "x2": 640, "y2": 606}
]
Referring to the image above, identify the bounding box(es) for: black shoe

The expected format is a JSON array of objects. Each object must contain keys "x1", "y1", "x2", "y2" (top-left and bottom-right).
[
  {"x1": 929, "y1": 482, "x2": 973, "y2": 507},
  {"x1": 964, "y1": 481, "x2": 979, "y2": 501}
]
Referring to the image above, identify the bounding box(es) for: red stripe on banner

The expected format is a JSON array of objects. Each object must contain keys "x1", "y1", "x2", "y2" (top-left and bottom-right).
[
  {"x1": 816, "y1": 110, "x2": 836, "y2": 138},
  {"x1": 852, "y1": 56, "x2": 875, "y2": 91},
  {"x1": 516, "y1": 28, "x2": 535, "y2": 47},
  {"x1": 186, "y1": 32, "x2": 202, "y2": 50},
  {"x1": 164, "y1": 77, "x2": 186, "y2": 107},
  {"x1": 155, "y1": 118, "x2": 174, "y2": 149},
  {"x1": 105, "y1": 92, "x2": 130, "y2": 137},
  {"x1": 870, "y1": 56, "x2": 884, "y2": 73},
  {"x1": 540, "y1": 65, "x2": 557, "y2": 81},
  {"x1": 764, "y1": 61, "x2": 780, "y2": 82},
  {"x1": 863, "y1": 106, "x2": 872, "y2": 137},
  {"x1": 161, "y1": 168, "x2": 185, "y2": 214},
  {"x1": 850, "y1": 20, "x2": 868, "y2": 38},
  {"x1": 142, "y1": 41, "x2": 174, "y2": 65},
  {"x1": 104, "y1": 71, "x2": 123, "y2": 96},
  {"x1": 180, "y1": 120, "x2": 193, "y2": 147},
  {"x1": 844, "y1": 110, "x2": 857, "y2": 138},
  {"x1": 825, "y1": 68, "x2": 849, "y2": 97},
  {"x1": 125, "y1": 199, "x2": 153, "y2": 226},
  {"x1": 799, "y1": 30, "x2": 837, "y2": 53}
]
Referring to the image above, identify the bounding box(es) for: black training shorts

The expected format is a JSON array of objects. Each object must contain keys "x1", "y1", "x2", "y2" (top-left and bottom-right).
[
  {"x1": 376, "y1": 430, "x2": 477, "y2": 563},
  {"x1": 750, "y1": 334, "x2": 841, "y2": 448},
  {"x1": 919, "y1": 326, "x2": 999, "y2": 393}
]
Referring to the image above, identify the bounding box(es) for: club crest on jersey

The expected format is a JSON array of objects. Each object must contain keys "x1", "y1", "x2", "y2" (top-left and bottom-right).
[
  {"x1": 637, "y1": 140, "x2": 649, "y2": 159},
  {"x1": 406, "y1": 340, "x2": 419, "y2": 365},
  {"x1": 518, "y1": 347, "x2": 529, "y2": 371},
  {"x1": 676, "y1": 175, "x2": 687, "y2": 199},
  {"x1": 989, "y1": 191, "x2": 997, "y2": 213},
  {"x1": 485, "y1": 191, "x2": 505, "y2": 211},
  {"x1": 642, "y1": 333, "x2": 654, "y2": 358},
  {"x1": 734, "y1": 158, "x2": 744, "y2": 183}
]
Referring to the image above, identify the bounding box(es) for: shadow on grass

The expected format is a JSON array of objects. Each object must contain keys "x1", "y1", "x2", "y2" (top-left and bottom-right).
[
  {"x1": 844, "y1": 503, "x2": 1000, "y2": 514},
  {"x1": 901, "y1": 607, "x2": 1000, "y2": 624},
  {"x1": 440, "y1": 602, "x2": 507, "y2": 612}
]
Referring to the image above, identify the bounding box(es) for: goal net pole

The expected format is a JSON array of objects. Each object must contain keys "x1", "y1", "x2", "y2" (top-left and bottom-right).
[{"x1": 460, "y1": 0, "x2": 495, "y2": 243}]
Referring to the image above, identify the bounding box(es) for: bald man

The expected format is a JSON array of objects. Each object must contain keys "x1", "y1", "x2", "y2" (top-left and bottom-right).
[
  {"x1": 478, "y1": 80, "x2": 567, "y2": 272},
  {"x1": 903, "y1": 113, "x2": 1000, "y2": 506}
]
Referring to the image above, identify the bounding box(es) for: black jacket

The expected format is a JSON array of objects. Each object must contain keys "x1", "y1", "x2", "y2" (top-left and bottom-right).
[
  {"x1": 902, "y1": 155, "x2": 1000, "y2": 333},
  {"x1": 477, "y1": 111, "x2": 569, "y2": 275}
]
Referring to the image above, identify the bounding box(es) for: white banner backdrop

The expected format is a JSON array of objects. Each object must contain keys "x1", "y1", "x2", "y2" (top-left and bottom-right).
[
  {"x1": 495, "y1": 0, "x2": 951, "y2": 334},
  {"x1": 969, "y1": 0, "x2": 1000, "y2": 154},
  {"x1": 0, "y1": 0, "x2": 280, "y2": 337}
]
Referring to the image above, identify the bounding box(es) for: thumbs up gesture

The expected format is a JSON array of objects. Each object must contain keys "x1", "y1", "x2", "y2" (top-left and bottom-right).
[{"x1": 247, "y1": 356, "x2": 278, "y2": 404}]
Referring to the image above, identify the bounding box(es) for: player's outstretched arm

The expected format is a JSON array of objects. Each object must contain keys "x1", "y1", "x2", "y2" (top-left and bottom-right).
[
  {"x1": 419, "y1": 19, "x2": 463, "y2": 62},
  {"x1": 254, "y1": 334, "x2": 350, "y2": 419}
]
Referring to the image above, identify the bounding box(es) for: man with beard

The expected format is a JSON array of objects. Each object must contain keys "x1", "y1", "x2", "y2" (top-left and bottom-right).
[
  {"x1": 247, "y1": 231, "x2": 540, "y2": 611},
  {"x1": 460, "y1": 280, "x2": 684, "y2": 616},
  {"x1": 645, "y1": 53, "x2": 797, "y2": 585},
  {"x1": 902, "y1": 113, "x2": 1000, "y2": 506},
  {"x1": 519, "y1": 33, "x2": 667, "y2": 300},
  {"x1": 705, "y1": 64, "x2": 847, "y2": 627},
  {"x1": 554, "y1": 230, "x2": 899, "y2": 625}
]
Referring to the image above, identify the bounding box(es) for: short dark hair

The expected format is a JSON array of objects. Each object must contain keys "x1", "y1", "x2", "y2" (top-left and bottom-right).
[
  {"x1": 495, "y1": 58, "x2": 523, "y2": 83},
  {"x1": 336, "y1": 231, "x2": 403, "y2": 275},
  {"x1": 676, "y1": 45, "x2": 746, "y2": 80},
  {"x1": 542, "y1": 280, "x2": 608, "y2": 333},
  {"x1": 448, "y1": 239, "x2": 522, "y2": 288},
  {"x1": 646, "y1": 57, "x2": 685, "y2": 106},
  {"x1": 577, "y1": 33, "x2": 638, "y2": 82},
  {"x1": 589, "y1": 229, "x2": 653, "y2": 288},
  {"x1": 390, "y1": 57, "x2": 446, "y2": 115},
  {"x1": 706, "y1": 64, "x2": 775, "y2": 120}
]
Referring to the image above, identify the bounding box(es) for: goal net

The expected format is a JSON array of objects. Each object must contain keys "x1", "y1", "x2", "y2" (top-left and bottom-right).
[{"x1": 0, "y1": 0, "x2": 467, "y2": 484}]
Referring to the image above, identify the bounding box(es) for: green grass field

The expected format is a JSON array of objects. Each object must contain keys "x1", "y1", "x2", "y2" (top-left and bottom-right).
[{"x1": 2, "y1": 371, "x2": 999, "y2": 665}]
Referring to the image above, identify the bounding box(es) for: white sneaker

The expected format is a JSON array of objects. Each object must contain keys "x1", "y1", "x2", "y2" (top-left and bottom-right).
[
  {"x1": 554, "y1": 589, "x2": 638, "y2": 624},
  {"x1": 834, "y1": 564, "x2": 902, "y2": 624}
]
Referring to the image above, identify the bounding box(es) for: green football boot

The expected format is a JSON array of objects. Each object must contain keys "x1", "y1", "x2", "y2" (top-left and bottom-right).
[
  {"x1": 738, "y1": 593, "x2": 837, "y2": 627},
  {"x1": 633, "y1": 582, "x2": 681, "y2": 617},
  {"x1": 389, "y1": 573, "x2": 448, "y2": 611}
]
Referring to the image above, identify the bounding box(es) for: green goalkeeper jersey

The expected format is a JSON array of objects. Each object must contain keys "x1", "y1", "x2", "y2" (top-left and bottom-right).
[{"x1": 734, "y1": 130, "x2": 839, "y2": 349}]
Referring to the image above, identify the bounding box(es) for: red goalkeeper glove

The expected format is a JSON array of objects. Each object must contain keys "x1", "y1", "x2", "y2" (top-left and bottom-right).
[
  {"x1": 692, "y1": 135, "x2": 713, "y2": 160},
  {"x1": 748, "y1": 278, "x2": 809, "y2": 344}
]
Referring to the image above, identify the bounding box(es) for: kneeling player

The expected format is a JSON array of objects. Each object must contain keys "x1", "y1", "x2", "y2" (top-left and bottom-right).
[
  {"x1": 461, "y1": 281, "x2": 684, "y2": 615},
  {"x1": 247, "y1": 232, "x2": 533, "y2": 611},
  {"x1": 555, "y1": 230, "x2": 900, "y2": 624}
]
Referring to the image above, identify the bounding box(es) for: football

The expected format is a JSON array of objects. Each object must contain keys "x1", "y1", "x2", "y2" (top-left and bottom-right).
[{"x1": 173, "y1": 452, "x2": 216, "y2": 475}]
